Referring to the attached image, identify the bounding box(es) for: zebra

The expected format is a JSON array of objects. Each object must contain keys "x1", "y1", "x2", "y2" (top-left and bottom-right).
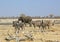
[
  {"x1": 12, "y1": 21, "x2": 24, "y2": 33},
  {"x1": 31, "y1": 20, "x2": 42, "y2": 28}
]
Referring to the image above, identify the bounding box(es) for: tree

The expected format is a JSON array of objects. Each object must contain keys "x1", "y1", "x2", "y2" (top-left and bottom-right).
[
  {"x1": 49, "y1": 14, "x2": 54, "y2": 18},
  {"x1": 20, "y1": 14, "x2": 26, "y2": 17}
]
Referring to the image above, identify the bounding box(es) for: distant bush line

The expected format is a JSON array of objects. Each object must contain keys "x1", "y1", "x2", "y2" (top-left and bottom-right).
[{"x1": 0, "y1": 16, "x2": 60, "y2": 19}]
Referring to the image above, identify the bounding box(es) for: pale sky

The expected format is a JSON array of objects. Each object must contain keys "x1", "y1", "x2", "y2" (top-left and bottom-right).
[{"x1": 0, "y1": 0, "x2": 60, "y2": 17}]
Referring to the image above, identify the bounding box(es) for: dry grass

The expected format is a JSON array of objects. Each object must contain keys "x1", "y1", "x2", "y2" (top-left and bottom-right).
[{"x1": 0, "y1": 24, "x2": 60, "y2": 42}]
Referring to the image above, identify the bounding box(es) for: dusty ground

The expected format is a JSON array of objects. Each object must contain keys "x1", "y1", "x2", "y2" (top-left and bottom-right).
[{"x1": 0, "y1": 24, "x2": 60, "y2": 42}]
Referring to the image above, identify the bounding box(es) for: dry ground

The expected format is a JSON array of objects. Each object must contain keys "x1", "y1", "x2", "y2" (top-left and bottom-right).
[{"x1": 0, "y1": 24, "x2": 60, "y2": 42}]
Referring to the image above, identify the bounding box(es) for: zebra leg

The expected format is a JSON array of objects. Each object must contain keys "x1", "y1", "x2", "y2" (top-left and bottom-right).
[
  {"x1": 40, "y1": 26, "x2": 43, "y2": 32},
  {"x1": 25, "y1": 23, "x2": 27, "y2": 27},
  {"x1": 29, "y1": 23, "x2": 32, "y2": 27},
  {"x1": 39, "y1": 25, "x2": 41, "y2": 29},
  {"x1": 17, "y1": 27, "x2": 20, "y2": 33},
  {"x1": 52, "y1": 23, "x2": 54, "y2": 26},
  {"x1": 42, "y1": 25, "x2": 46, "y2": 32},
  {"x1": 15, "y1": 27, "x2": 17, "y2": 33},
  {"x1": 21, "y1": 27, "x2": 24, "y2": 30},
  {"x1": 33, "y1": 24, "x2": 36, "y2": 28},
  {"x1": 48, "y1": 25, "x2": 49, "y2": 29}
]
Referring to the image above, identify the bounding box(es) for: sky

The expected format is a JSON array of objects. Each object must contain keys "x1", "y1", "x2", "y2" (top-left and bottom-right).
[{"x1": 0, "y1": 0, "x2": 60, "y2": 17}]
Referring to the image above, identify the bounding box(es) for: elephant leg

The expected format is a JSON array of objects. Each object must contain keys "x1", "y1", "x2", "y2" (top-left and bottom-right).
[{"x1": 29, "y1": 22, "x2": 32, "y2": 27}]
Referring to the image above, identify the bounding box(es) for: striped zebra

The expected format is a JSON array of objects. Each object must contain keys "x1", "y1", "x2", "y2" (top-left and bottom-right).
[{"x1": 13, "y1": 21, "x2": 24, "y2": 33}]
